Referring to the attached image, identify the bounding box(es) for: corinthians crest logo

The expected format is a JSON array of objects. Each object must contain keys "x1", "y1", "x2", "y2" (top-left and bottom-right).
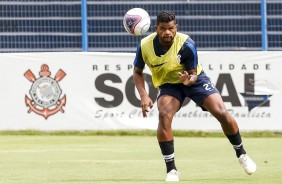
[{"x1": 24, "y1": 64, "x2": 66, "y2": 119}]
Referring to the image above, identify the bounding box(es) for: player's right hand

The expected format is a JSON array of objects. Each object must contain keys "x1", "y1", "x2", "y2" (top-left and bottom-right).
[{"x1": 141, "y1": 96, "x2": 153, "y2": 118}]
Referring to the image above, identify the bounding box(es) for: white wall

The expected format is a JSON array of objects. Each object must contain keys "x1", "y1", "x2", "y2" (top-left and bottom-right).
[{"x1": 0, "y1": 52, "x2": 281, "y2": 131}]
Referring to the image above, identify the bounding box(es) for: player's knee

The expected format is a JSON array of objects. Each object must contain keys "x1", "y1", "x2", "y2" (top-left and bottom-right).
[
  {"x1": 158, "y1": 111, "x2": 173, "y2": 130},
  {"x1": 159, "y1": 110, "x2": 174, "y2": 121},
  {"x1": 212, "y1": 108, "x2": 229, "y2": 120}
]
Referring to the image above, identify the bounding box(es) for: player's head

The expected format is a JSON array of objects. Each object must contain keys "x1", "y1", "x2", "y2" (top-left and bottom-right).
[
  {"x1": 155, "y1": 10, "x2": 178, "y2": 46},
  {"x1": 156, "y1": 10, "x2": 176, "y2": 25}
]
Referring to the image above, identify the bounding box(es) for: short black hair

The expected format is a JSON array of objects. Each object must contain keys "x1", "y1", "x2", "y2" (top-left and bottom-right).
[{"x1": 156, "y1": 10, "x2": 176, "y2": 25}]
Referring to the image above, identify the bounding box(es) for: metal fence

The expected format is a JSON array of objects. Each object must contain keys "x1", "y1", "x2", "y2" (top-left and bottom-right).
[{"x1": 0, "y1": 0, "x2": 281, "y2": 52}]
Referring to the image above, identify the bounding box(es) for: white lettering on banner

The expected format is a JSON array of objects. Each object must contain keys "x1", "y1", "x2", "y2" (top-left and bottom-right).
[{"x1": 0, "y1": 52, "x2": 281, "y2": 131}]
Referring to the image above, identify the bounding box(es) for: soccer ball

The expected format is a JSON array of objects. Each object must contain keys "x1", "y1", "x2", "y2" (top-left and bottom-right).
[{"x1": 123, "y1": 8, "x2": 151, "y2": 36}]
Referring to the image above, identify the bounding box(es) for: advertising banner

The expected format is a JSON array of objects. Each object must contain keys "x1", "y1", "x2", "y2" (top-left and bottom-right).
[{"x1": 0, "y1": 52, "x2": 281, "y2": 131}]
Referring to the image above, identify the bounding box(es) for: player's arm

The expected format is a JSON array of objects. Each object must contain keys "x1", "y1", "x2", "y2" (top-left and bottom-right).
[
  {"x1": 133, "y1": 44, "x2": 153, "y2": 117},
  {"x1": 178, "y1": 37, "x2": 198, "y2": 86},
  {"x1": 133, "y1": 67, "x2": 147, "y2": 98},
  {"x1": 133, "y1": 67, "x2": 153, "y2": 117}
]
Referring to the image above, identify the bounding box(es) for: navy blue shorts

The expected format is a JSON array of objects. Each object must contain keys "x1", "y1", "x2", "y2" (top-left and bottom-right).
[{"x1": 157, "y1": 71, "x2": 219, "y2": 111}]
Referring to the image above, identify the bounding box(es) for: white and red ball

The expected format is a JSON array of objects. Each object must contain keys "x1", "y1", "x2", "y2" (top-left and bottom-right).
[{"x1": 123, "y1": 8, "x2": 151, "y2": 36}]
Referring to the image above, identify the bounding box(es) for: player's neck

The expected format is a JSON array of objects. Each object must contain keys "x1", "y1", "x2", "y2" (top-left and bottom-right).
[{"x1": 159, "y1": 40, "x2": 173, "y2": 50}]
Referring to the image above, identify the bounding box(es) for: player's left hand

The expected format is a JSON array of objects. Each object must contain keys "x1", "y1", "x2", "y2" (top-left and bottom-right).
[{"x1": 178, "y1": 71, "x2": 197, "y2": 86}]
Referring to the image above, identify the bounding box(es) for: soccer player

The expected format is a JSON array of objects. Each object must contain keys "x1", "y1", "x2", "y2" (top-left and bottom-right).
[{"x1": 133, "y1": 10, "x2": 256, "y2": 182}]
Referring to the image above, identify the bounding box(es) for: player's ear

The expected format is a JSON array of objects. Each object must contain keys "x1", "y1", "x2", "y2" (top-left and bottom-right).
[
  {"x1": 154, "y1": 25, "x2": 157, "y2": 31},
  {"x1": 176, "y1": 24, "x2": 179, "y2": 29}
]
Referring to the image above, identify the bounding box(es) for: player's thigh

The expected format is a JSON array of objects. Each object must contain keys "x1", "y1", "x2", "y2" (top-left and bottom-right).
[
  {"x1": 202, "y1": 93, "x2": 227, "y2": 116},
  {"x1": 157, "y1": 95, "x2": 181, "y2": 117}
]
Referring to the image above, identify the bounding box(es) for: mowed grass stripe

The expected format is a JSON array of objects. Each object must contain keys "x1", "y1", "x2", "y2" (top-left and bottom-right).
[{"x1": 0, "y1": 136, "x2": 281, "y2": 184}]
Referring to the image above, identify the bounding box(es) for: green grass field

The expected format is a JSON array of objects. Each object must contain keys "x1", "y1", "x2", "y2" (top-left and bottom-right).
[{"x1": 0, "y1": 135, "x2": 281, "y2": 184}]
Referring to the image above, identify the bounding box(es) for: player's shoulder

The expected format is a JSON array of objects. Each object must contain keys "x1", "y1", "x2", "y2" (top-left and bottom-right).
[
  {"x1": 142, "y1": 32, "x2": 157, "y2": 42},
  {"x1": 183, "y1": 36, "x2": 197, "y2": 51},
  {"x1": 177, "y1": 34, "x2": 197, "y2": 56},
  {"x1": 176, "y1": 32, "x2": 188, "y2": 38}
]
